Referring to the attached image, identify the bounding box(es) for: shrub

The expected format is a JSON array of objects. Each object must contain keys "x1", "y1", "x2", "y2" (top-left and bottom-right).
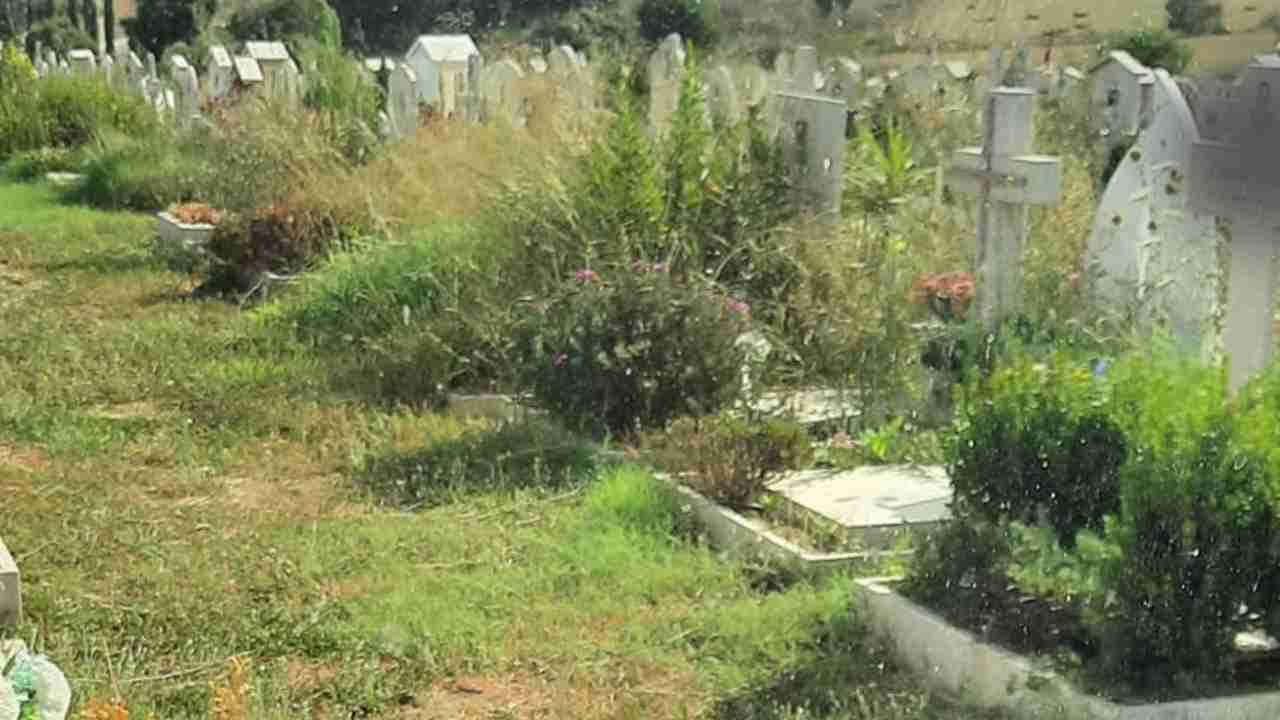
[
  {"x1": 901, "y1": 518, "x2": 1012, "y2": 625},
  {"x1": 73, "y1": 130, "x2": 206, "y2": 210},
  {"x1": 25, "y1": 16, "x2": 95, "y2": 56},
  {"x1": 514, "y1": 265, "x2": 751, "y2": 438},
  {"x1": 1101, "y1": 28, "x2": 1193, "y2": 74},
  {"x1": 1166, "y1": 0, "x2": 1226, "y2": 35},
  {"x1": 645, "y1": 413, "x2": 812, "y2": 510},
  {"x1": 637, "y1": 0, "x2": 719, "y2": 48},
  {"x1": 206, "y1": 198, "x2": 371, "y2": 292},
  {"x1": 299, "y1": 44, "x2": 383, "y2": 162},
  {"x1": 124, "y1": 0, "x2": 217, "y2": 57},
  {"x1": 3, "y1": 147, "x2": 80, "y2": 180},
  {"x1": 950, "y1": 354, "x2": 1128, "y2": 548},
  {"x1": 228, "y1": 0, "x2": 342, "y2": 48},
  {"x1": 585, "y1": 465, "x2": 690, "y2": 537}
]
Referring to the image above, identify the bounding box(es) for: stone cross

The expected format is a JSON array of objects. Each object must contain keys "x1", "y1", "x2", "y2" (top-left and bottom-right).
[
  {"x1": 776, "y1": 92, "x2": 848, "y2": 219},
  {"x1": 1189, "y1": 57, "x2": 1280, "y2": 392},
  {"x1": 387, "y1": 64, "x2": 419, "y2": 140},
  {"x1": 946, "y1": 87, "x2": 1063, "y2": 328},
  {"x1": 647, "y1": 34, "x2": 686, "y2": 138},
  {"x1": 0, "y1": 536, "x2": 19, "y2": 627}
]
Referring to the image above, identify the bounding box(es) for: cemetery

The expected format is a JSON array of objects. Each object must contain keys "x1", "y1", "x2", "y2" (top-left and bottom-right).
[{"x1": 2, "y1": 1, "x2": 1280, "y2": 718}]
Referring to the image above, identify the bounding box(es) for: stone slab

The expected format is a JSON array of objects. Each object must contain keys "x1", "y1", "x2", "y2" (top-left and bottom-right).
[
  {"x1": 748, "y1": 388, "x2": 862, "y2": 427},
  {"x1": 0, "y1": 537, "x2": 19, "y2": 627},
  {"x1": 769, "y1": 465, "x2": 952, "y2": 530}
]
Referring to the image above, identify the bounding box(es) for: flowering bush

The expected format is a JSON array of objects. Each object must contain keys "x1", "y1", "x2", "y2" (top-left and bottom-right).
[
  {"x1": 515, "y1": 263, "x2": 752, "y2": 437},
  {"x1": 912, "y1": 271, "x2": 975, "y2": 323}
]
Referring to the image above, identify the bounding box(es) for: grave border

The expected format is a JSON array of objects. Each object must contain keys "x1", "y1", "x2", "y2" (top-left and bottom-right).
[{"x1": 856, "y1": 576, "x2": 1280, "y2": 719}]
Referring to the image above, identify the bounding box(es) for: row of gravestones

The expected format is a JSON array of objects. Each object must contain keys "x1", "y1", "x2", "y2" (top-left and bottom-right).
[
  {"x1": 1084, "y1": 51, "x2": 1280, "y2": 392},
  {"x1": 382, "y1": 44, "x2": 595, "y2": 141},
  {"x1": 24, "y1": 41, "x2": 305, "y2": 130}
]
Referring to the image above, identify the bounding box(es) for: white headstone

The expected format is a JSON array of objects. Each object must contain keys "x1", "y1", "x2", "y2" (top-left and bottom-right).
[
  {"x1": 706, "y1": 64, "x2": 739, "y2": 126},
  {"x1": 145, "y1": 52, "x2": 157, "y2": 81},
  {"x1": 100, "y1": 53, "x2": 115, "y2": 86},
  {"x1": 174, "y1": 64, "x2": 200, "y2": 128},
  {"x1": 946, "y1": 87, "x2": 1064, "y2": 328},
  {"x1": 207, "y1": 45, "x2": 235, "y2": 100},
  {"x1": 1092, "y1": 51, "x2": 1155, "y2": 155},
  {"x1": 0, "y1": 537, "x2": 19, "y2": 627},
  {"x1": 776, "y1": 92, "x2": 848, "y2": 219},
  {"x1": 387, "y1": 64, "x2": 420, "y2": 140},
  {"x1": 1085, "y1": 70, "x2": 1224, "y2": 359},
  {"x1": 67, "y1": 48, "x2": 96, "y2": 77},
  {"x1": 648, "y1": 34, "x2": 686, "y2": 138},
  {"x1": 1188, "y1": 56, "x2": 1280, "y2": 392}
]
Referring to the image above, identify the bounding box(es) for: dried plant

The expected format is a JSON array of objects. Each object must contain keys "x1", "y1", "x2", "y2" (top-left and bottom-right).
[{"x1": 208, "y1": 656, "x2": 251, "y2": 720}]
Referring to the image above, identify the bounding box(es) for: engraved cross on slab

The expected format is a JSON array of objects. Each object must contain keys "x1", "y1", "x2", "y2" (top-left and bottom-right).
[
  {"x1": 1189, "y1": 56, "x2": 1280, "y2": 392},
  {"x1": 947, "y1": 87, "x2": 1063, "y2": 328}
]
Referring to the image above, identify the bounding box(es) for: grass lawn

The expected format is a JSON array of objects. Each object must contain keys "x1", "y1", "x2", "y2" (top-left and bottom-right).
[{"x1": 0, "y1": 182, "x2": 1003, "y2": 719}]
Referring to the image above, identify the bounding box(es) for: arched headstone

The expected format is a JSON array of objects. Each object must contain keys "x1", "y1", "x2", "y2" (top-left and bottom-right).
[
  {"x1": 387, "y1": 65, "x2": 419, "y2": 140},
  {"x1": 480, "y1": 58, "x2": 527, "y2": 127},
  {"x1": 1085, "y1": 70, "x2": 1223, "y2": 359},
  {"x1": 706, "y1": 64, "x2": 739, "y2": 127}
]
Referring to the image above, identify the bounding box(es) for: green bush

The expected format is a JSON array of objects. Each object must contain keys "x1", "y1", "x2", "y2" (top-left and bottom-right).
[
  {"x1": 3, "y1": 147, "x2": 81, "y2": 180},
  {"x1": 256, "y1": 221, "x2": 518, "y2": 394},
  {"x1": 637, "y1": 0, "x2": 719, "y2": 48},
  {"x1": 950, "y1": 355, "x2": 1128, "y2": 548},
  {"x1": 299, "y1": 44, "x2": 384, "y2": 163},
  {"x1": 1166, "y1": 0, "x2": 1226, "y2": 35},
  {"x1": 645, "y1": 413, "x2": 812, "y2": 510},
  {"x1": 124, "y1": 0, "x2": 217, "y2": 57},
  {"x1": 228, "y1": 0, "x2": 342, "y2": 48},
  {"x1": 1101, "y1": 28, "x2": 1194, "y2": 74},
  {"x1": 73, "y1": 130, "x2": 206, "y2": 210},
  {"x1": 514, "y1": 265, "x2": 751, "y2": 438},
  {"x1": 25, "y1": 16, "x2": 96, "y2": 56},
  {"x1": 0, "y1": 68, "x2": 160, "y2": 160},
  {"x1": 901, "y1": 518, "x2": 1012, "y2": 625}
]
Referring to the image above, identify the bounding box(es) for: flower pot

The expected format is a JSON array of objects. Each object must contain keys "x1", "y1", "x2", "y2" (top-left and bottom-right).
[{"x1": 155, "y1": 211, "x2": 215, "y2": 274}]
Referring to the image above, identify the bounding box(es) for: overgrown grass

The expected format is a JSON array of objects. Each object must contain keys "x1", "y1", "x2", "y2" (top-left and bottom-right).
[{"x1": 0, "y1": 181, "x2": 1008, "y2": 719}]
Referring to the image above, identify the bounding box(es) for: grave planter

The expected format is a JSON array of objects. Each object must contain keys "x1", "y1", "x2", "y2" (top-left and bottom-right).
[
  {"x1": 856, "y1": 577, "x2": 1280, "y2": 719},
  {"x1": 155, "y1": 210, "x2": 216, "y2": 274}
]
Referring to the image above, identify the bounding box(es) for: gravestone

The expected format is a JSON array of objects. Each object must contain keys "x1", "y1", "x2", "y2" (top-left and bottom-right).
[
  {"x1": 528, "y1": 55, "x2": 548, "y2": 75},
  {"x1": 946, "y1": 87, "x2": 1063, "y2": 328},
  {"x1": 280, "y1": 58, "x2": 303, "y2": 106},
  {"x1": 737, "y1": 64, "x2": 769, "y2": 113},
  {"x1": 648, "y1": 34, "x2": 686, "y2": 138},
  {"x1": 825, "y1": 57, "x2": 863, "y2": 106},
  {"x1": 145, "y1": 52, "x2": 157, "y2": 81},
  {"x1": 44, "y1": 50, "x2": 57, "y2": 72},
  {"x1": 206, "y1": 45, "x2": 234, "y2": 100},
  {"x1": 480, "y1": 58, "x2": 526, "y2": 127},
  {"x1": 547, "y1": 45, "x2": 591, "y2": 132},
  {"x1": 173, "y1": 63, "x2": 200, "y2": 128},
  {"x1": 463, "y1": 53, "x2": 485, "y2": 124},
  {"x1": 387, "y1": 64, "x2": 419, "y2": 140},
  {"x1": 1091, "y1": 50, "x2": 1155, "y2": 156},
  {"x1": 706, "y1": 64, "x2": 739, "y2": 127},
  {"x1": 1085, "y1": 70, "x2": 1224, "y2": 359},
  {"x1": 100, "y1": 53, "x2": 114, "y2": 86},
  {"x1": 67, "y1": 48, "x2": 96, "y2": 77},
  {"x1": 0, "y1": 537, "x2": 18, "y2": 627},
  {"x1": 791, "y1": 46, "x2": 822, "y2": 94},
  {"x1": 776, "y1": 92, "x2": 848, "y2": 219},
  {"x1": 233, "y1": 56, "x2": 264, "y2": 94},
  {"x1": 35, "y1": 59, "x2": 48, "y2": 77},
  {"x1": 1189, "y1": 56, "x2": 1280, "y2": 392}
]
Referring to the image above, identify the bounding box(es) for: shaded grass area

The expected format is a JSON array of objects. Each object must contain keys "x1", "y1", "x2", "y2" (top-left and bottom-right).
[{"x1": 0, "y1": 181, "x2": 1002, "y2": 719}]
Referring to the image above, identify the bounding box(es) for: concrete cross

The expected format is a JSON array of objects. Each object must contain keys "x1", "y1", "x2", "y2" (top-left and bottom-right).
[
  {"x1": 946, "y1": 87, "x2": 1063, "y2": 328},
  {"x1": 1189, "y1": 57, "x2": 1280, "y2": 392}
]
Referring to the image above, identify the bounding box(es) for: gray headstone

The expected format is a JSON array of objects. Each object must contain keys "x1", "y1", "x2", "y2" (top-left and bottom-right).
[
  {"x1": 206, "y1": 45, "x2": 235, "y2": 100},
  {"x1": 776, "y1": 92, "x2": 848, "y2": 220},
  {"x1": 387, "y1": 64, "x2": 419, "y2": 140},
  {"x1": 67, "y1": 48, "x2": 96, "y2": 77},
  {"x1": 1091, "y1": 51, "x2": 1155, "y2": 155},
  {"x1": 1085, "y1": 70, "x2": 1223, "y2": 360},
  {"x1": 480, "y1": 58, "x2": 527, "y2": 127}
]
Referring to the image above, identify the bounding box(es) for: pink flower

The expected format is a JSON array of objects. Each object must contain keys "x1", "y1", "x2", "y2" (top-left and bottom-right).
[
  {"x1": 552, "y1": 353, "x2": 569, "y2": 368},
  {"x1": 574, "y1": 269, "x2": 599, "y2": 283},
  {"x1": 726, "y1": 299, "x2": 750, "y2": 317}
]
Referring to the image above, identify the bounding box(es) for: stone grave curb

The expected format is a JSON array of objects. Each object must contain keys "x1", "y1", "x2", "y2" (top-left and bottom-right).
[
  {"x1": 656, "y1": 476, "x2": 899, "y2": 573},
  {"x1": 855, "y1": 576, "x2": 1280, "y2": 720},
  {"x1": 155, "y1": 211, "x2": 215, "y2": 272}
]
